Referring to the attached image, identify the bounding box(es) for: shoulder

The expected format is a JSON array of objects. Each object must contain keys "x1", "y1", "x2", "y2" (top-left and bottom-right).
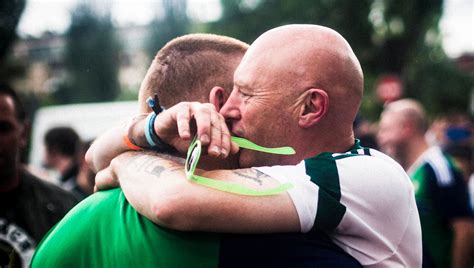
[
  {"x1": 256, "y1": 161, "x2": 310, "y2": 182},
  {"x1": 418, "y1": 147, "x2": 464, "y2": 187},
  {"x1": 21, "y1": 170, "x2": 80, "y2": 208},
  {"x1": 307, "y1": 149, "x2": 412, "y2": 192},
  {"x1": 317, "y1": 150, "x2": 422, "y2": 266}
]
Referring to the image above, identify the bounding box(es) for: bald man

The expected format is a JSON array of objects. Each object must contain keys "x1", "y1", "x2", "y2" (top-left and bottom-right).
[
  {"x1": 378, "y1": 99, "x2": 474, "y2": 268},
  {"x1": 99, "y1": 25, "x2": 422, "y2": 267}
]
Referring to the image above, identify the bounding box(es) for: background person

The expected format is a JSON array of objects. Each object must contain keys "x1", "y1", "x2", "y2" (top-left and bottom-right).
[
  {"x1": 43, "y1": 126, "x2": 87, "y2": 199},
  {"x1": 377, "y1": 98, "x2": 474, "y2": 268},
  {"x1": 0, "y1": 83, "x2": 79, "y2": 267}
]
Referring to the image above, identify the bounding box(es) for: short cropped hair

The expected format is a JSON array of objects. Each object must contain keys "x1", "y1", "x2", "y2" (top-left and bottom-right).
[
  {"x1": 139, "y1": 34, "x2": 248, "y2": 110},
  {"x1": 44, "y1": 127, "x2": 81, "y2": 158},
  {"x1": 0, "y1": 82, "x2": 26, "y2": 122}
]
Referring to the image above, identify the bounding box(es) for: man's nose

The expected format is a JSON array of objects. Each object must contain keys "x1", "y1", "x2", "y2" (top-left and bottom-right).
[{"x1": 219, "y1": 96, "x2": 241, "y2": 121}]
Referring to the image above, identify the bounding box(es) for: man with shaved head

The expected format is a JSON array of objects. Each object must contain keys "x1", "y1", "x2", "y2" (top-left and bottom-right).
[
  {"x1": 378, "y1": 99, "x2": 473, "y2": 268},
  {"x1": 220, "y1": 24, "x2": 363, "y2": 167},
  {"x1": 97, "y1": 25, "x2": 422, "y2": 267}
]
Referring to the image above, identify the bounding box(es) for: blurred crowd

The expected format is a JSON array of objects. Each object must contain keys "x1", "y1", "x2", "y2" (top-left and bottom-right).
[
  {"x1": 359, "y1": 99, "x2": 473, "y2": 267},
  {"x1": 355, "y1": 105, "x2": 473, "y2": 211}
]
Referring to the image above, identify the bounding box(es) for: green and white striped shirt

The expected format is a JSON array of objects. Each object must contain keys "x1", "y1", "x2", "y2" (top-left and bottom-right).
[{"x1": 257, "y1": 142, "x2": 422, "y2": 267}]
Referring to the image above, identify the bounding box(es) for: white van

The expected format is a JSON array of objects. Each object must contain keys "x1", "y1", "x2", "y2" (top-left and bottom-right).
[{"x1": 29, "y1": 101, "x2": 138, "y2": 169}]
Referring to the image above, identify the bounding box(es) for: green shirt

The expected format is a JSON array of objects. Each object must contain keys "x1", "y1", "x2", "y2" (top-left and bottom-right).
[
  {"x1": 409, "y1": 147, "x2": 472, "y2": 268},
  {"x1": 31, "y1": 188, "x2": 219, "y2": 267}
]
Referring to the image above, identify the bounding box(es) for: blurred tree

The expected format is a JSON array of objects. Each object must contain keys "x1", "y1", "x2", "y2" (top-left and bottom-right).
[
  {"x1": 0, "y1": 0, "x2": 26, "y2": 83},
  {"x1": 0, "y1": 0, "x2": 25, "y2": 64},
  {"x1": 211, "y1": 0, "x2": 373, "y2": 60},
  {"x1": 210, "y1": 0, "x2": 473, "y2": 118},
  {"x1": 54, "y1": 3, "x2": 121, "y2": 103},
  {"x1": 146, "y1": 0, "x2": 189, "y2": 60}
]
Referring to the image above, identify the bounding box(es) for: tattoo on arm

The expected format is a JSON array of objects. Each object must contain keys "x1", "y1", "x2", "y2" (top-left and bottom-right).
[
  {"x1": 125, "y1": 153, "x2": 184, "y2": 178},
  {"x1": 148, "y1": 166, "x2": 165, "y2": 177},
  {"x1": 233, "y1": 169, "x2": 266, "y2": 185}
]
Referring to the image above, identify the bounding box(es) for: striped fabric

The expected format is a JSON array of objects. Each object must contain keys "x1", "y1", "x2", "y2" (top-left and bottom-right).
[{"x1": 257, "y1": 141, "x2": 422, "y2": 267}]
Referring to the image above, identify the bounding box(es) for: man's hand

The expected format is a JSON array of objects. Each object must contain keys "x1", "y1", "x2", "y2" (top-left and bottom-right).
[
  {"x1": 95, "y1": 165, "x2": 119, "y2": 191},
  {"x1": 130, "y1": 102, "x2": 239, "y2": 158},
  {"x1": 86, "y1": 124, "x2": 134, "y2": 173}
]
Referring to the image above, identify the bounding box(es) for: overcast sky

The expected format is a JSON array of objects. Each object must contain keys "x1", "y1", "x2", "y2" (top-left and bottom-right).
[{"x1": 17, "y1": 0, "x2": 473, "y2": 58}]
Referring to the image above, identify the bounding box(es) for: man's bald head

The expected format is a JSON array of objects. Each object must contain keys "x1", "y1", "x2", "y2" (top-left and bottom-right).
[
  {"x1": 221, "y1": 25, "x2": 365, "y2": 165},
  {"x1": 139, "y1": 34, "x2": 248, "y2": 112},
  {"x1": 236, "y1": 24, "x2": 363, "y2": 129},
  {"x1": 383, "y1": 99, "x2": 428, "y2": 134},
  {"x1": 377, "y1": 99, "x2": 429, "y2": 168}
]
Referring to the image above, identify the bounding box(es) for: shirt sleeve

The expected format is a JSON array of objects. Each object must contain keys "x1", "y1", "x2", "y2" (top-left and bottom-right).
[{"x1": 255, "y1": 161, "x2": 318, "y2": 233}]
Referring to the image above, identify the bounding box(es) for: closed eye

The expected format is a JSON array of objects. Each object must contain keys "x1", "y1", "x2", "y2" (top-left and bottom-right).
[{"x1": 239, "y1": 89, "x2": 251, "y2": 98}]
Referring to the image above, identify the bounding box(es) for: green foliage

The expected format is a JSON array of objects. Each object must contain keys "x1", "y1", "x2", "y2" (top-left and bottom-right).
[
  {"x1": 54, "y1": 4, "x2": 121, "y2": 104},
  {"x1": 146, "y1": 0, "x2": 189, "y2": 60},
  {"x1": 116, "y1": 86, "x2": 139, "y2": 101},
  {"x1": 210, "y1": 0, "x2": 471, "y2": 119},
  {"x1": 211, "y1": 0, "x2": 373, "y2": 55},
  {"x1": 0, "y1": 0, "x2": 26, "y2": 83},
  {"x1": 28, "y1": 0, "x2": 471, "y2": 118},
  {"x1": 405, "y1": 57, "x2": 473, "y2": 116},
  {"x1": 0, "y1": 0, "x2": 25, "y2": 64}
]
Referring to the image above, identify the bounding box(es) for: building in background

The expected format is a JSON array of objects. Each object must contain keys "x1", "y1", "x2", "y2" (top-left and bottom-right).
[{"x1": 11, "y1": 24, "x2": 151, "y2": 98}]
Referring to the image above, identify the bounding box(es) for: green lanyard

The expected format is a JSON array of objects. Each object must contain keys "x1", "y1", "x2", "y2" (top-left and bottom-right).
[{"x1": 185, "y1": 136, "x2": 295, "y2": 196}]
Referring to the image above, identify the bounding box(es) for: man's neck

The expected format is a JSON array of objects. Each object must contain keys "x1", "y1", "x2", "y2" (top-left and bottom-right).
[
  {"x1": 402, "y1": 135, "x2": 429, "y2": 171},
  {"x1": 304, "y1": 130, "x2": 355, "y2": 158},
  {"x1": 55, "y1": 157, "x2": 75, "y2": 176}
]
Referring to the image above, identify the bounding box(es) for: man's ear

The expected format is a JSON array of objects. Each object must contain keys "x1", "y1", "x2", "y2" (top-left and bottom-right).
[
  {"x1": 298, "y1": 88, "x2": 329, "y2": 128},
  {"x1": 209, "y1": 86, "x2": 227, "y2": 111}
]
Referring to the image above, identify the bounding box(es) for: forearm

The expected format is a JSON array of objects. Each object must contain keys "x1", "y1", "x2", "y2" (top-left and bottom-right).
[
  {"x1": 113, "y1": 151, "x2": 300, "y2": 233},
  {"x1": 86, "y1": 125, "x2": 131, "y2": 172},
  {"x1": 114, "y1": 152, "x2": 184, "y2": 226},
  {"x1": 451, "y1": 218, "x2": 474, "y2": 268}
]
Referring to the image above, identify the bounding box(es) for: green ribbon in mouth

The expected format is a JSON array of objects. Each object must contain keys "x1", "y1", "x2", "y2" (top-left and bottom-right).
[{"x1": 185, "y1": 136, "x2": 295, "y2": 196}]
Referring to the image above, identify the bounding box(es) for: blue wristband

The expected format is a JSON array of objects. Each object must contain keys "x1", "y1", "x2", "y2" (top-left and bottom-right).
[
  {"x1": 144, "y1": 112, "x2": 158, "y2": 147},
  {"x1": 143, "y1": 95, "x2": 175, "y2": 152}
]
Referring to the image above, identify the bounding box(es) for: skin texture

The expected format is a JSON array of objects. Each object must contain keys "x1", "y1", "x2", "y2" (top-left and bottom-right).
[
  {"x1": 377, "y1": 99, "x2": 474, "y2": 268},
  {"x1": 220, "y1": 25, "x2": 363, "y2": 167},
  {"x1": 0, "y1": 93, "x2": 27, "y2": 191}
]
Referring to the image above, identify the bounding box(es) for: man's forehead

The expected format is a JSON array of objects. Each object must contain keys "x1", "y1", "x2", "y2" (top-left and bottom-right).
[
  {"x1": 0, "y1": 100, "x2": 18, "y2": 124},
  {"x1": 382, "y1": 110, "x2": 406, "y2": 125},
  {"x1": 233, "y1": 64, "x2": 251, "y2": 88},
  {"x1": 0, "y1": 94, "x2": 16, "y2": 113},
  {"x1": 233, "y1": 64, "x2": 270, "y2": 93},
  {"x1": 234, "y1": 46, "x2": 287, "y2": 84}
]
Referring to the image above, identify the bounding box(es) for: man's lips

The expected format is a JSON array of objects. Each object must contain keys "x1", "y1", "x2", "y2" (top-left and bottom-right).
[{"x1": 229, "y1": 126, "x2": 244, "y2": 138}]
